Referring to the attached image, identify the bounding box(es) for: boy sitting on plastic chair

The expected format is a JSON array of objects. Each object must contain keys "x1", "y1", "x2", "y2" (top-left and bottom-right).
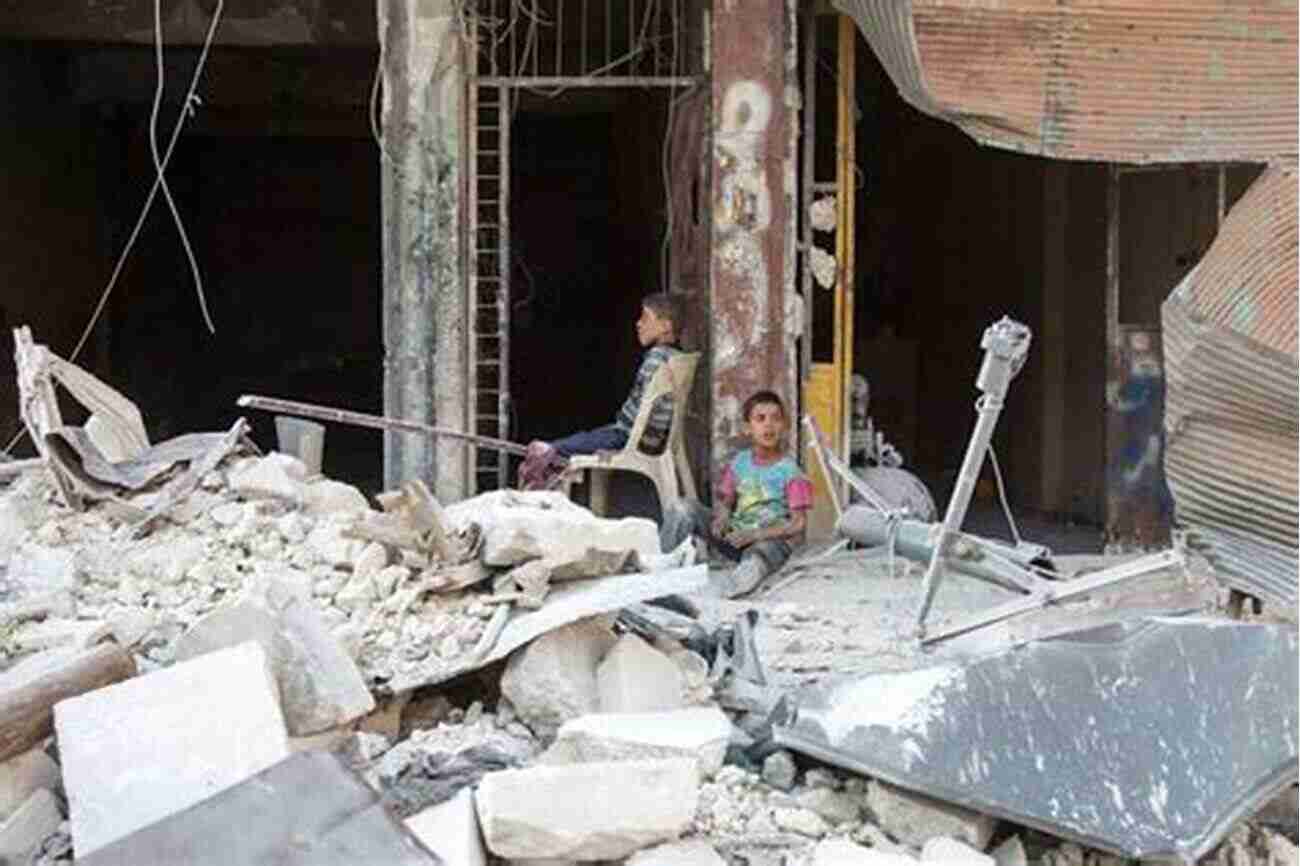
[
  {"x1": 660, "y1": 390, "x2": 813, "y2": 598},
  {"x1": 517, "y1": 292, "x2": 683, "y2": 490}
]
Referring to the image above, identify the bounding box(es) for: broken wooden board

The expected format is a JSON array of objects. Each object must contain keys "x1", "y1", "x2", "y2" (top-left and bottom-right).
[
  {"x1": 774, "y1": 616, "x2": 1299, "y2": 861},
  {"x1": 385, "y1": 565, "x2": 708, "y2": 694},
  {"x1": 77, "y1": 751, "x2": 443, "y2": 866}
]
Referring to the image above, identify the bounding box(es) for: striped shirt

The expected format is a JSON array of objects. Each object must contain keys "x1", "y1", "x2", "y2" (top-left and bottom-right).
[{"x1": 615, "y1": 344, "x2": 680, "y2": 454}]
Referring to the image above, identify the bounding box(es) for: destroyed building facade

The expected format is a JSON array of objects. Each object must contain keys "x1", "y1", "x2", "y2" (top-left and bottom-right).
[{"x1": 0, "y1": 1, "x2": 1294, "y2": 559}]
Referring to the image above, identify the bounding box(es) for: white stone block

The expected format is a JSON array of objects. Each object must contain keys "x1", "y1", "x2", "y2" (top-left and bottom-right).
[
  {"x1": 0, "y1": 749, "x2": 60, "y2": 821},
  {"x1": 0, "y1": 788, "x2": 61, "y2": 864},
  {"x1": 923, "y1": 836, "x2": 995, "y2": 865},
  {"x1": 548, "y1": 707, "x2": 732, "y2": 779},
  {"x1": 305, "y1": 479, "x2": 370, "y2": 516},
  {"x1": 476, "y1": 758, "x2": 698, "y2": 860},
  {"x1": 404, "y1": 788, "x2": 486, "y2": 866},
  {"x1": 445, "y1": 490, "x2": 660, "y2": 568},
  {"x1": 627, "y1": 839, "x2": 727, "y2": 865},
  {"x1": 596, "y1": 634, "x2": 683, "y2": 714},
  {"x1": 867, "y1": 780, "x2": 996, "y2": 850},
  {"x1": 500, "y1": 617, "x2": 616, "y2": 739},
  {"x1": 175, "y1": 576, "x2": 374, "y2": 736},
  {"x1": 55, "y1": 641, "x2": 290, "y2": 857},
  {"x1": 811, "y1": 839, "x2": 918, "y2": 866},
  {"x1": 228, "y1": 453, "x2": 307, "y2": 503}
]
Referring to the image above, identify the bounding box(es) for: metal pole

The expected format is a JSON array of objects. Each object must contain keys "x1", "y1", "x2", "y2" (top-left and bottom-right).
[{"x1": 914, "y1": 317, "x2": 1032, "y2": 634}]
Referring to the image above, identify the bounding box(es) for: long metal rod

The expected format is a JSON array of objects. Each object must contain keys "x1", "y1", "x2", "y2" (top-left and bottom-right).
[
  {"x1": 801, "y1": 415, "x2": 843, "y2": 518},
  {"x1": 236, "y1": 395, "x2": 529, "y2": 456},
  {"x1": 920, "y1": 548, "x2": 1184, "y2": 645},
  {"x1": 476, "y1": 75, "x2": 697, "y2": 87},
  {"x1": 799, "y1": 7, "x2": 815, "y2": 386}
]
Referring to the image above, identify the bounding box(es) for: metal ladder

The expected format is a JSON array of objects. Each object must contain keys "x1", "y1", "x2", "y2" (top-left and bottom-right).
[{"x1": 468, "y1": 83, "x2": 511, "y2": 491}]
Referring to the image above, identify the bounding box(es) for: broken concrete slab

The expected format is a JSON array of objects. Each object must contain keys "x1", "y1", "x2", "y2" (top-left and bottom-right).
[
  {"x1": 77, "y1": 751, "x2": 441, "y2": 866},
  {"x1": 175, "y1": 574, "x2": 375, "y2": 735},
  {"x1": 990, "y1": 836, "x2": 1027, "y2": 866},
  {"x1": 499, "y1": 617, "x2": 616, "y2": 740},
  {"x1": 0, "y1": 787, "x2": 61, "y2": 864},
  {"x1": 304, "y1": 478, "x2": 370, "y2": 516},
  {"x1": 0, "y1": 748, "x2": 60, "y2": 822},
  {"x1": 545, "y1": 707, "x2": 732, "y2": 779},
  {"x1": 404, "y1": 787, "x2": 485, "y2": 866},
  {"x1": 227, "y1": 452, "x2": 307, "y2": 503},
  {"x1": 864, "y1": 781, "x2": 995, "y2": 849},
  {"x1": 596, "y1": 633, "x2": 685, "y2": 714},
  {"x1": 55, "y1": 640, "x2": 290, "y2": 857},
  {"x1": 444, "y1": 490, "x2": 660, "y2": 569},
  {"x1": 475, "y1": 758, "x2": 699, "y2": 860},
  {"x1": 627, "y1": 839, "x2": 728, "y2": 865},
  {"x1": 811, "y1": 838, "x2": 916, "y2": 866},
  {"x1": 776, "y1": 616, "x2": 1299, "y2": 860},
  {"x1": 922, "y1": 837, "x2": 994, "y2": 864},
  {"x1": 387, "y1": 565, "x2": 707, "y2": 693}
]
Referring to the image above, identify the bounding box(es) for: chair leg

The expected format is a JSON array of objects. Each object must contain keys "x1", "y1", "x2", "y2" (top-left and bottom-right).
[
  {"x1": 674, "y1": 445, "x2": 697, "y2": 501},
  {"x1": 589, "y1": 469, "x2": 610, "y2": 516}
]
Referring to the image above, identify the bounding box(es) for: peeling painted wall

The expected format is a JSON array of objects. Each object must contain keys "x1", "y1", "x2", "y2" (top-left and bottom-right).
[
  {"x1": 709, "y1": 0, "x2": 798, "y2": 476},
  {"x1": 378, "y1": 0, "x2": 466, "y2": 499},
  {"x1": 834, "y1": 0, "x2": 1298, "y2": 163}
]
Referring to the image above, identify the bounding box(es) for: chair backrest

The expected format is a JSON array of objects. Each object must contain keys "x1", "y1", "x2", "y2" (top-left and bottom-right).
[{"x1": 624, "y1": 351, "x2": 700, "y2": 454}]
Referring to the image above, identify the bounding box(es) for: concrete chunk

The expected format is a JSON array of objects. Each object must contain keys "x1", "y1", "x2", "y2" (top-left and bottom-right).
[
  {"x1": 227, "y1": 453, "x2": 307, "y2": 503},
  {"x1": 812, "y1": 839, "x2": 917, "y2": 866},
  {"x1": 55, "y1": 641, "x2": 290, "y2": 857},
  {"x1": 499, "y1": 617, "x2": 616, "y2": 739},
  {"x1": 304, "y1": 478, "x2": 370, "y2": 516},
  {"x1": 446, "y1": 490, "x2": 660, "y2": 568},
  {"x1": 923, "y1": 837, "x2": 995, "y2": 864},
  {"x1": 0, "y1": 788, "x2": 61, "y2": 864},
  {"x1": 596, "y1": 633, "x2": 684, "y2": 713},
  {"x1": 627, "y1": 839, "x2": 727, "y2": 865},
  {"x1": 990, "y1": 836, "x2": 1027, "y2": 866},
  {"x1": 547, "y1": 707, "x2": 732, "y2": 779},
  {"x1": 175, "y1": 576, "x2": 375, "y2": 735},
  {"x1": 404, "y1": 788, "x2": 486, "y2": 866},
  {"x1": 867, "y1": 780, "x2": 996, "y2": 850},
  {"x1": 475, "y1": 758, "x2": 698, "y2": 860},
  {"x1": 0, "y1": 748, "x2": 61, "y2": 820}
]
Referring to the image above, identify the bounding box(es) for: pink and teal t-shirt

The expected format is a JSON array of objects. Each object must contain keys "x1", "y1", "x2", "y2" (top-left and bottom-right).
[{"x1": 718, "y1": 449, "x2": 814, "y2": 532}]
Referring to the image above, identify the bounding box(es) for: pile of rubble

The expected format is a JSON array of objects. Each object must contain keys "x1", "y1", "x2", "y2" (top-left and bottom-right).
[{"x1": 0, "y1": 445, "x2": 1295, "y2": 865}]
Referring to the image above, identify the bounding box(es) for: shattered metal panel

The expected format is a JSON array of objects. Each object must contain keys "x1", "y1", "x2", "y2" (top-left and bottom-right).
[
  {"x1": 1162, "y1": 165, "x2": 1299, "y2": 608},
  {"x1": 775, "y1": 617, "x2": 1300, "y2": 861},
  {"x1": 833, "y1": 0, "x2": 1298, "y2": 163},
  {"x1": 79, "y1": 751, "x2": 442, "y2": 866}
]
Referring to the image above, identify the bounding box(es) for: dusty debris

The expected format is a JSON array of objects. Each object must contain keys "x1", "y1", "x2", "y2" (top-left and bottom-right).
[
  {"x1": 0, "y1": 748, "x2": 60, "y2": 818},
  {"x1": 499, "y1": 616, "x2": 617, "y2": 740},
  {"x1": 627, "y1": 839, "x2": 728, "y2": 865},
  {"x1": 403, "y1": 787, "x2": 486, "y2": 866},
  {"x1": 54, "y1": 641, "x2": 290, "y2": 857},
  {"x1": 597, "y1": 632, "x2": 690, "y2": 714}
]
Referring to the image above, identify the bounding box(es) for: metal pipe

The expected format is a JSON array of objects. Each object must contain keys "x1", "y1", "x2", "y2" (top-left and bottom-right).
[
  {"x1": 915, "y1": 317, "x2": 1032, "y2": 633},
  {"x1": 838, "y1": 507, "x2": 1048, "y2": 594}
]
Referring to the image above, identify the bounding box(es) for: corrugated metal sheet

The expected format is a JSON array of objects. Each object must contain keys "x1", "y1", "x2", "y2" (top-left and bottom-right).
[
  {"x1": 1162, "y1": 165, "x2": 1299, "y2": 609},
  {"x1": 834, "y1": 0, "x2": 1298, "y2": 163}
]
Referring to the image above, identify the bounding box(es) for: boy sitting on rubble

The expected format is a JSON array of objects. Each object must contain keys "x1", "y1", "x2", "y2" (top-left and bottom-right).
[
  {"x1": 518, "y1": 292, "x2": 684, "y2": 489},
  {"x1": 661, "y1": 390, "x2": 813, "y2": 598}
]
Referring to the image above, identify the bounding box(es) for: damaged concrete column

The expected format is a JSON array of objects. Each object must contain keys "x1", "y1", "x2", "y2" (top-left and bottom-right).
[
  {"x1": 709, "y1": 0, "x2": 799, "y2": 470},
  {"x1": 379, "y1": 0, "x2": 468, "y2": 500}
]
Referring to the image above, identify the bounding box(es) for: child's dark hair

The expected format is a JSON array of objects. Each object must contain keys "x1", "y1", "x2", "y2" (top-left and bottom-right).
[
  {"x1": 742, "y1": 390, "x2": 785, "y2": 421},
  {"x1": 642, "y1": 292, "x2": 684, "y2": 335}
]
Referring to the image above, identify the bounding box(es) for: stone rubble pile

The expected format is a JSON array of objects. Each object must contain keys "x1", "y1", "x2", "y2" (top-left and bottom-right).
[{"x1": 0, "y1": 453, "x2": 1294, "y2": 865}]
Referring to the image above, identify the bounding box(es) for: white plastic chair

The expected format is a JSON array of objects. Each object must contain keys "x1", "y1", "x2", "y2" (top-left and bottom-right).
[{"x1": 563, "y1": 351, "x2": 700, "y2": 516}]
